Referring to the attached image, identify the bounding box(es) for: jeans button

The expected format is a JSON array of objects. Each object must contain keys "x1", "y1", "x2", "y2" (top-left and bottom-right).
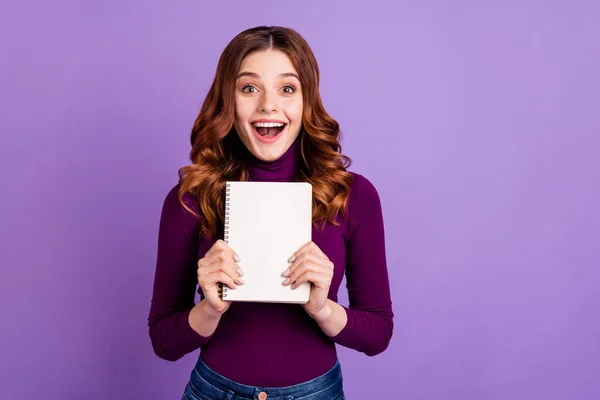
[{"x1": 258, "y1": 392, "x2": 267, "y2": 400}]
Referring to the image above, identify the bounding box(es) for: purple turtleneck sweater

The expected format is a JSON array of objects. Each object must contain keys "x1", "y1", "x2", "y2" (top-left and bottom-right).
[{"x1": 148, "y1": 136, "x2": 394, "y2": 387}]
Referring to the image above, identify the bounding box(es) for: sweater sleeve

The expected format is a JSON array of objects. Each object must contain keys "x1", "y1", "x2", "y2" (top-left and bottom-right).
[
  {"x1": 147, "y1": 184, "x2": 214, "y2": 361},
  {"x1": 330, "y1": 173, "x2": 394, "y2": 356}
]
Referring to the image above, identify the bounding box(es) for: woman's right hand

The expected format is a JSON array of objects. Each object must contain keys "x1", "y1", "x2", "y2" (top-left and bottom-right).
[{"x1": 197, "y1": 239, "x2": 244, "y2": 315}]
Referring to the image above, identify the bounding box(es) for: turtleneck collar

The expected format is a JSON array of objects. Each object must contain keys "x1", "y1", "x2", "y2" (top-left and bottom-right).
[{"x1": 235, "y1": 133, "x2": 302, "y2": 182}]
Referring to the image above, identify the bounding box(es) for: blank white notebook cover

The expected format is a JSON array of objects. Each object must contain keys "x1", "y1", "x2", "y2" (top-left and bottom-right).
[{"x1": 222, "y1": 181, "x2": 312, "y2": 303}]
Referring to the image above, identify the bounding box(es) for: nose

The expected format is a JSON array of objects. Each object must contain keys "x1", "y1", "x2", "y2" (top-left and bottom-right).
[{"x1": 258, "y1": 89, "x2": 278, "y2": 113}]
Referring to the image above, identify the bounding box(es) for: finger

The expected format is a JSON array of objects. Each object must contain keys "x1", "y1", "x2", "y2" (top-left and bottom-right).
[
  {"x1": 218, "y1": 261, "x2": 245, "y2": 285},
  {"x1": 197, "y1": 257, "x2": 212, "y2": 269},
  {"x1": 209, "y1": 271, "x2": 238, "y2": 290},
  {"x1": 203, "y1": 248, "x2": 229, "y2": 264},
  {"x1": 207, "y1": 243, "x2": 240, "y2": 262},
  {"x1": 291, "y1": 271, "x2": 323, "y2": 289},
  {"x1": 204, "y1": 248, "x2": 241, "y2": 267},
  {"x1": 206, "y1": 240, "x2": 241, "y2": 262},
  {"x1": 199, "y1": 253, "x2": 243, "y2": 281},
  {"x1": 285, "y1": 263, "x2": 329, "y2": 287},
  {"x1": 282, "y1": 253, "x2": 325, "y2": 280},
  {"x1": 204, "y1": 239, "x2": 226, "y2": 257},
  {"x1": 289, "y1": 241, "x2": 328, "y2": 262},
  {"x1": 197, "y1": 261, "x2": 215, "y2": 282},
  {"x1": 208, "y1": 259, "x2": 244, "y2": 285}
]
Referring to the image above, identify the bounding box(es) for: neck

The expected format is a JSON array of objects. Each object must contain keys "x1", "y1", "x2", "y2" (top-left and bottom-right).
[{"x1": 234, "y1": 134, "x2": 302, "y2": 182}]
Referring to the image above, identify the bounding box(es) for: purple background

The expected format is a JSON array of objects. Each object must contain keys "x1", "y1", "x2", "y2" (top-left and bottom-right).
[{"x1": 1, "y1": 1, "x2": 599, "y2": 399}]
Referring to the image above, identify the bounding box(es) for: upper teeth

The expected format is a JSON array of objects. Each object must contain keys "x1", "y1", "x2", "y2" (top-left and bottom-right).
[{"x1": 253, "y1": 122, "x2": 284, "y2": 128}]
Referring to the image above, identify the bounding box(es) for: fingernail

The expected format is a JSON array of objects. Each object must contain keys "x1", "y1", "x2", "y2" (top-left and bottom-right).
[
  {"x1": 234, "y1": 254, "x2": 241, "y2": 262},
  {"x1": 288, "y1": 254, "x2": 296, "y2": 263},
  {"x1": 282, "y1": 278, "x2": 290, "y2": 285},
  {"x1": 281, "y1": 268, "x2": 290, "y2": 277},
  {"x1": 237, "y1": 267, "x2": 244, "y2": 276},
  {"x1": 291, "y1": 283, "x2": 296, "y2": 289},
  {"x1": 238, "y1": 277, "x2": 245, "y2": 285}
]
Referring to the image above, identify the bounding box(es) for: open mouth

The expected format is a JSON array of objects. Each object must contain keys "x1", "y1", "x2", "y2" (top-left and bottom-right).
[{"x1": 251, "y1": 122, "x2": 287, "y2": 138}]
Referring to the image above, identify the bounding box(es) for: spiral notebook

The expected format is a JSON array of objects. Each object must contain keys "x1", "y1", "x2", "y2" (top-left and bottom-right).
[{"x1": 220, "y1": 181, "x2": 312, "y2": 303}]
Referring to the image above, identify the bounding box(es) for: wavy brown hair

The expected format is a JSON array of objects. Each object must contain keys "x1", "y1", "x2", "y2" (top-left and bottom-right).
[{"x1": 178, "y1": 26, "x2": 353, "y2": 238}]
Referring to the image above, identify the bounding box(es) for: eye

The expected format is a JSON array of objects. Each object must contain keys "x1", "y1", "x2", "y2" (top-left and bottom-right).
[
  {"x1": 281, "y1": 85, "x2": 296, "y2": 94},
  {"x1": 241, "y1": 85, "x2": 258, "y2": 93}
]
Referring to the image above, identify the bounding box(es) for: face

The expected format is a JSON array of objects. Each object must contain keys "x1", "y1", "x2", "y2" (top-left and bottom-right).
[{"x1": 233, "y1": 49, "x2": 303, "y2": 161}]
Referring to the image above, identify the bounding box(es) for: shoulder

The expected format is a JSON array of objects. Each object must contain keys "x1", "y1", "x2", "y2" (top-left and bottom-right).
[
  {"x1": 162, "y1": 182, "x2": 199, "y2": 213},
  {"x1": 345, "y1": 172, "x2": 384, "y2": 238},
  {"x1": 348, "y1": 172, "x2": 382, "y2": 210},
  {"x1": 160, "y1": 182, "x2": 202, "y2": 229},
  {"x1": 156, "y1": 183, "x2": 203, "y2": 248}
]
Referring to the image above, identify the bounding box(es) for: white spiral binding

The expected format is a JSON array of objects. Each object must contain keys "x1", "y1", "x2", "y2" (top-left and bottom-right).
[{"x1": 220, "y1": 182, "x2": 231, "y2": 299}]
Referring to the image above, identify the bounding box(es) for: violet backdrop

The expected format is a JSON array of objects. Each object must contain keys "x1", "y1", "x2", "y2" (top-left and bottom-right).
[{"x1": 1, "y1": 1, "x2": 598, "y2": 399}]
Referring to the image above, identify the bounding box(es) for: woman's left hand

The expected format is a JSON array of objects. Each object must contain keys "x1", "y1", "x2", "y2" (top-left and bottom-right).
[{"x1": 282, "y1": 241, "x2": 334, "y2": 319}]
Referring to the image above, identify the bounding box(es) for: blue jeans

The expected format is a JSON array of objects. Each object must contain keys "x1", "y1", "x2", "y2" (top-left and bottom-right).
[{"x1": 182, "y1": 356, "x2": 345, "y2": 400}]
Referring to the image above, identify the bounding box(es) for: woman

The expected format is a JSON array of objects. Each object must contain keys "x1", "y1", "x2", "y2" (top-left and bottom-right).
[{"x1": 148, "y1": 26, "x2": 393, "y2": 400}]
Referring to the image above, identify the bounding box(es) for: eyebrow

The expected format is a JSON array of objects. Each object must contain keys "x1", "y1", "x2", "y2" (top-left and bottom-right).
[{"x1": 237, "y1": 71, "x2": 300, "y2": 81}]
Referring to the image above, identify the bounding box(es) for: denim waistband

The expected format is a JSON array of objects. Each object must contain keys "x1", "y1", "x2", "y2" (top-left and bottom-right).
[{"x1": 189, "y1": 356, "x2": 344, "y2": 400}]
